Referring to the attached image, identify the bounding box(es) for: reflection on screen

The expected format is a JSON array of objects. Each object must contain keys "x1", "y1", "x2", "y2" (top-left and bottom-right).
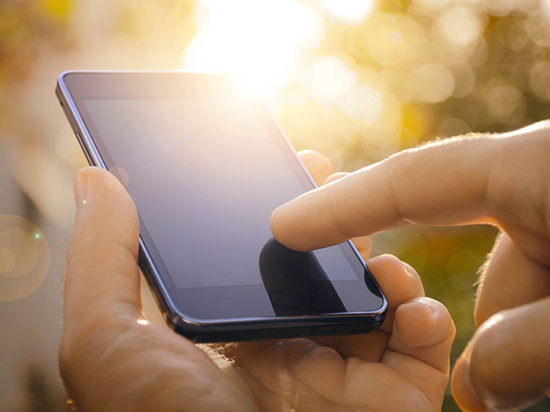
[{"x1": 83, "y1": 98, "x2": 359, "y2": 288}]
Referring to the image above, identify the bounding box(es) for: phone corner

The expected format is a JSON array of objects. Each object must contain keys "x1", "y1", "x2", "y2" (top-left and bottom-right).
[{"x1": 57, "y1": 70, "x2": 73, "y2": 85}]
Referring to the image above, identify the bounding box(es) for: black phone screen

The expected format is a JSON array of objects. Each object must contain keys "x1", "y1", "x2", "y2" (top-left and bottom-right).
[{"x1": 65, "y1": 73, "x2": 384, "y2": 322}]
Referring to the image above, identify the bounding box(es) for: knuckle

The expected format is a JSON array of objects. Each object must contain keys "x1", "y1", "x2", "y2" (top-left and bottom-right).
[{"x1": 58, "y1": 309, "x2": 130, "y2": 397}]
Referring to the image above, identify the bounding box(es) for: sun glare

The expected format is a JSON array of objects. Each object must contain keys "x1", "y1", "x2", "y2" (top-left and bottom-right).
[
  {"x1": 182, "y1": 0, "x2": 326, "y2": 92},
  {"x1": 323, "y1": 0, "x2": 375, "y2": 26}
]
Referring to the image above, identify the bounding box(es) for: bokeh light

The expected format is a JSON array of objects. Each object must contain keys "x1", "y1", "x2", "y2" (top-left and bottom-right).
[
  {"x1": 530, "y1": 60, "x2": 550, "y2": 100},
  {"x1": 413, "y1": 64, "x2": 455, "y2": 103},
  {"x1": 366, "y1": 13, "x2": 430, "y2": 68},
  {"x1": 300, "y1": 56, "x2": 358, "y2": 108},
  {"x1": 108, "y1": 166, "x2": 130, "y2": 188},
  {"x1": 432, "y1": 6, "x2": 485, "y2": 54}
]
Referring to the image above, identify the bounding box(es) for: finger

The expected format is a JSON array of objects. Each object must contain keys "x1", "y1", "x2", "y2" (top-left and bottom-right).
[
  {"x1": 474, "y1": 233, "x2": 550, "y2": 326},
  {"x1": 297, "y1": 150, "x2": 333, "y2": 186},
  {"x1": 333, "y1": 255, "x2": 426, "y2": 363},
  {"x1": 230, "y1": 255, "x2": 426, "y2": 362},
  {"x1": 386, "y1": 299, "x2": 455, "y2": 409},
  {"x1": 323, "y1": 171, "x2": 373, "y2": 259},
  {"x1": 388, "y1": 297, "x2": 455, "y2": 373},
  {"x1": 64, "y1": 167, "x2": 141, "y2": 331},
  {"x1": 271, "y1": 134, "x2": 536, "y2": 252},
  {"x1": 383, "y1": 297, "x2": 455, "y2": 409},
  {"x1": 322, "y1": 172, "x2": 348, "y2": 185},
  {"x1": 367, "y1": 255, "x2": 425, "y2": 324},
  {"x1": 317, "y1": 255, "x2": 425, "y2": 361},
  {"x1": 452, "y1": 296, "x2": 550, "y2": 411},
  {"x1": 352, "y1": 235, "x2": 372, "y2": 260}
]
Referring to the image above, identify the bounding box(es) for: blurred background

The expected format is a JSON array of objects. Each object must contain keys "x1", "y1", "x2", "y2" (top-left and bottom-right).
[{"x1": 1, "y1": 0, "x2": 550, "y2": 410}]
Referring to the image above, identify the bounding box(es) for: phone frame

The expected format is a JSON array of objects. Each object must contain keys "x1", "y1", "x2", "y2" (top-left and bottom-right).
[{"x1": 56, "y1": 70, "x2": 387, "y2": 342}]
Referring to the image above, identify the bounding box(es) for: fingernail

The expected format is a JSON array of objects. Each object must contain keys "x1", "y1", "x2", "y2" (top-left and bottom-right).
[
  {"x1": 452, "y1": 353, "x2": 486, "y2": 412},
  {"x1": 74, "y1": 172, "x2": 89, "y2": 207},
  {"x1": 402, "y1": 262, "x2": 418, "y2": 278},
  {"x1": 419, "y1": 297, "x2": 436, "y2": 315}
]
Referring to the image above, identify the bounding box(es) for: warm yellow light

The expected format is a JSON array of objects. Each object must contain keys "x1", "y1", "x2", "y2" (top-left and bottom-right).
[
  {"x1": 341, "y1": 84, "x2": 382, "y2": 124},
  {"x1": 300, "y1": 56, "x2": 382, "y2": 123},
  {"x1": 411, "y1": 0, "x2": 452, "y2": 15},
  {"x1": 367, "y1": 13, "x2": 429, "y2": 68},
  {"x1": 182, "y1": 0, "x2": 326, "y2": 92},
  {"x1": 182, "y1": 0, "x2": 383, "y2": 125},
  {"x1": 413, "y1": 64, "x2": 455, "y2": 103},
  {"x1": 301, "y1": 57, "x2": 357, "y2": 107},
  {"x1": 432, "y1": 7, "x2": 484, "y2": 50},
  {"x1": 323, "y1": 0, "x2": 375, "y2": 26}
]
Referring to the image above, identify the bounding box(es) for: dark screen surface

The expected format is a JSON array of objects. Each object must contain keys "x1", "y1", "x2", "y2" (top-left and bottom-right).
[{"x1": 63, "y1": 72, "x2": 385, "y2": 322}]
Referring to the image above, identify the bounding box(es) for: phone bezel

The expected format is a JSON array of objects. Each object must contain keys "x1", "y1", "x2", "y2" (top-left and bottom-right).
[{"x1": 56, "y1": 70, "x2": 387, "y2": 341}]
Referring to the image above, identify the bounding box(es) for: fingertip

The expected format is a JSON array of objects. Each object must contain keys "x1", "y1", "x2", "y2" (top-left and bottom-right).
[
  {"x1": 75, "y1": 166, "x2": 108, "y2": 185},
  {"x1": 74, "y1": 169, "x2": 90, "y2": 206},
  {"x1": 270, "y1": 197, "x2": 324, "y2": 252},
  {"x1": 76, "y1": 165, "x2": 98, "y2": 177},
  {"x1": 351, "y1": 235, "x2": 372, "y2": 260},
  {"x1": 367, "y1": 255, "x2": 425, "y2": 310},
  {"x1": 367, "y1": 254, "x2": 404, "y2": 281},
  {"x1": 395, "y1": 297, "x2": 455, "y2": 348},
  {"x1": 298, "y1": 150, "x2": 333, "y2": 186},
  {"x1": 70, "y1": 166, "x2": 138, "y2": 249},
  {"x1": 270, "y1": 202, "x2": 297, "y2": 249},
  {"x1": 323, "y1": 172, "x2": 349, "y2": 185}
]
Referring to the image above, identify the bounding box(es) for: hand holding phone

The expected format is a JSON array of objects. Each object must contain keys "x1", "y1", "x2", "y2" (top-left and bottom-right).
[
  {"x1": 59, "y1": 160, "x2": 455, "y2": 411},
  {"x1": 57, "y1": 71, "x2": 387, "y2": 342}
]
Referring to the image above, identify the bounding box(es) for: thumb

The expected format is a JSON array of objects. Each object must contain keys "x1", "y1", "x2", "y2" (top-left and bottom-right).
[
  {"x1": 63, "y1": 166, "x2": 141, "y2": 333},
  {"x1": 60, "y1": 167, "x2": 142, "y2": 401},
  {"x1": 451, "y1": 296, "x2": 550, "y2": 411}
]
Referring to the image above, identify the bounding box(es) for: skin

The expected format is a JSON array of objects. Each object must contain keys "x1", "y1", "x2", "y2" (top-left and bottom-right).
[
  {"x1": 59, "y1": 153, "x2": 455, "y2": 412},
  {"x1": 271, "y1": 122, "x2": 550, "y2": 412}
]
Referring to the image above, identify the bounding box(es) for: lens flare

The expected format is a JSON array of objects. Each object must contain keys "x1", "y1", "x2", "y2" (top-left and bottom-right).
[
  {"x1": 0, "y1": 215, "x2": 50, "y2": 301},
  {"x1": 0, "y1": 248, "x2": 16, "y2": 273},
  {"x1": 108, "y1": 166, "x2": 130, "y2": 190}
]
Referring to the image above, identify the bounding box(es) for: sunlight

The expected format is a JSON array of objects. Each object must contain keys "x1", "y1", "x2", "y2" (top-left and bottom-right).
[
  {"x1": 300, "y1": 56, "x2": 357, "y2": 107},
  {"x1": 182, "y1": 0, "x2": 326, "y2": 92},
  {"x1": 323, "y1": 0, "x2": 375, "y2": 26},
  {"x1": 300, "y1": 56, "x2": 382, "y2": 123}
]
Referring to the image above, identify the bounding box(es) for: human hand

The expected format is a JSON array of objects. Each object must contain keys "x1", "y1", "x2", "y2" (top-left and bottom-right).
[
  {"x1": 59, "y1": 153, "x2": 454, "y2": 411},
  {"x1": 271, "y1": 123, "x2": 550, "y2": 411}
]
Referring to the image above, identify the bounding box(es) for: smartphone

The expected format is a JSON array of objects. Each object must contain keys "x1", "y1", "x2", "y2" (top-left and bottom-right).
[{"x1": 56, "y1": 71, "x2": 387, "y2": 342}]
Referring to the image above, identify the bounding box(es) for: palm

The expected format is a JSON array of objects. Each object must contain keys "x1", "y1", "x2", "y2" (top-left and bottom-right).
[{"x1": 211, "y1": 325, "x2": 451, "y2": 411}]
